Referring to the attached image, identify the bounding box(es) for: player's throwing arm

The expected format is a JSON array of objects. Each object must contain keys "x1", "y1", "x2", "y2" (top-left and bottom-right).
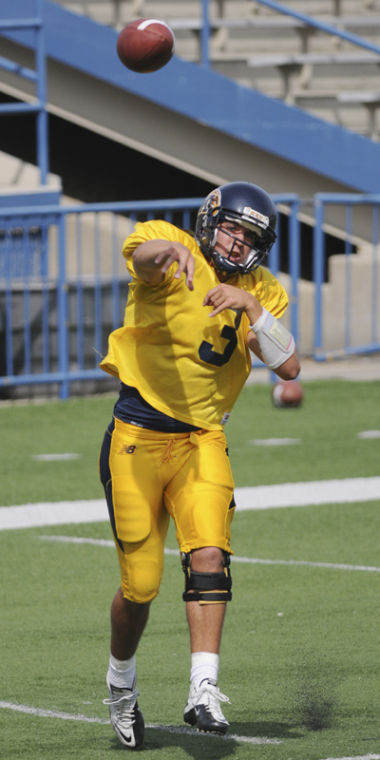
[{"x1": 133, "y1": 240, "x2": 194, "y2": 290}]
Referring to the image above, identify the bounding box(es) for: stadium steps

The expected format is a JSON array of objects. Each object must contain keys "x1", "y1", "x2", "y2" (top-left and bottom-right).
[
  {"x1": 0, "y1": 152, "x2": 61, "y2": 196},
  {"x1": 55, "y1": 0, "x2": 380, "y2": 141},
  {"x1": 1, "y1": 0, "x2": 380, "y2": 203}
]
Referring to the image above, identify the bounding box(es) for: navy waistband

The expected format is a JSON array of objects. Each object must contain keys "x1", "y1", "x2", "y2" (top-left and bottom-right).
[{"x1": 113, "y1": 384, "x2": 199, "y2": 433}]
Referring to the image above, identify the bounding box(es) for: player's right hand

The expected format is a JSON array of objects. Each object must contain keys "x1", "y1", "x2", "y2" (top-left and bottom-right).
[{"x1": 154, "y1": 244, "x2": 194, "y2": 291}]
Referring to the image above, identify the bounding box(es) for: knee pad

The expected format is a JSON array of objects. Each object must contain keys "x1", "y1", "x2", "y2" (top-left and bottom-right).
[
  {"x1": 181, "y1": 551, "x2": 232, "y2": 604},
  {"x1": 117, "y1": 548, "x2": 163, "y2": 604}
]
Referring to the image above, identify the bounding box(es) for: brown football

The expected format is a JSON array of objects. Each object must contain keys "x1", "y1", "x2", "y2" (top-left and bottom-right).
[
  {"x1": 116, "y1": 18, "x2": 175, "y2": 73},
  {"x1": 271, "y1": 380, "x2": 304, "y2": 408}
]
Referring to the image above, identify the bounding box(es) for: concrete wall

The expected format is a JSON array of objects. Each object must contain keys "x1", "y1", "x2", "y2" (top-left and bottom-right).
[{"x1": 279, "y1": 244, "x2": 380, "y2": 355}]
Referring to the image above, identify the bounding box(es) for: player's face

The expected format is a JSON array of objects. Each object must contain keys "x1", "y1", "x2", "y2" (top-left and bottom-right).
[{"x1": 214, "y1": 221, "x2": 259, "y2": 265}]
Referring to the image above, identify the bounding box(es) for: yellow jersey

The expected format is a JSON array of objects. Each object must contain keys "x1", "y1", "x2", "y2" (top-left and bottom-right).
[{"x1": 100, "y1": 220, "x2": 288, "y2": 430}]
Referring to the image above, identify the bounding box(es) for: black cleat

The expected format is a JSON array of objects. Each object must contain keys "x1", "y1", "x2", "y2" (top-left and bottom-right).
[{"x1": 184, "y1": 678, "x2": 230, "y2": 734}]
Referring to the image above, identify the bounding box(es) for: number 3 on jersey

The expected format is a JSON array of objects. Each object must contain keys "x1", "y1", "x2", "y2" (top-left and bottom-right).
[{"x1": 198, "y1": 312, "x2": 242, "y2": 367}]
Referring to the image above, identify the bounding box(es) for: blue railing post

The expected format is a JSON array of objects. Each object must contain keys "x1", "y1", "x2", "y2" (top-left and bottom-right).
[
  {"x1": 289, "y1": 198, "x2": 300, "y2": 345},
  {"x1": 22, "y1": 223, "x2": 32, "y2": 374},
  {"x1": 371, "y1": 205, "x2": 379, "y2": 345},
  {"x1": 94, "y1": 214, "x2": 102, "y2": 366},
  {"x1": 269, "y1": 224, "x2": 280, "y2": 275},
  {"x1": 344, "y1": 204, "x2": 353, "y2": 352},
  {"x1": 35, "y1": 0, "x2": 49, "y2": 184},
  {"x1": 112, "y1": 214, "x2": 121, "y2": 331},
  {"x1": 201, "y1": 0, "x2": 210, "y2": 67},
  {"x1": 313, "y1": 196, "x2": 325, "y2": 358},
  {"x1": 4, "y1": 223, "x2": 14, "y2": 378},
  {"x1": 57, "y1": 214, "x2": 69, "y2": 399}
]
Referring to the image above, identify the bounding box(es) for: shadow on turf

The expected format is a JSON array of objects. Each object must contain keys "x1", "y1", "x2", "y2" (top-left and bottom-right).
[
  {"x1": 229, "y1": 721, "x2": 302, "y2": 739},
  {"x1": 108, "y1": 720, "x2": 302, "y2": 756}
]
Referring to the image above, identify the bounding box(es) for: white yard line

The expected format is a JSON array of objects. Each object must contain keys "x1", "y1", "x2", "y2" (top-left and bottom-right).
[
  {"x1": 32, "y1": 453, "x2": 81, "y2": 461},
  {"x1": 231, "y1": 554, "x2": 380, "y2": 573},
  {"x1": 1, "y1": 701, "x2": 379, "y2": 756},
  {"x1": 249, "y1": 438, "x2": 301, "y2": 446},
  {"x1": 38, "y1": 535, "x2": 380, "y2": 573},
  {"x1": 0, "y1": 701, "x2": 109, "y2": 724},
  {"x1": 319, "y1": 755, "x2": 380, "y2": 760},
  {"x1": 40, "y1": 535, "x2": 115, "y2": 547},
  {"x1": 1, "y1": 477, "x2": 379, "y2": 531},
  {"x1": 235, "y1": 478, "x2": 380, "y2": 510},
  {"x1": 0, "y1": 499, "x2": 108, "y2": 529},
  {"x1": 0, "y1": 701, "x2": 281, "y2": 745}
]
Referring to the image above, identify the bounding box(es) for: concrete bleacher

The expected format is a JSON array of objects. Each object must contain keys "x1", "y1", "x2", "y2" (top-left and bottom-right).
[
  {"x1": 0, "y1": 152, "x2": 60, "y2": 195},
  {"x1": 0, "y1": 152, "x2": 62, "y2": 210},
  {"x1": 54, "y1": 0, "x2": 380, "y2": 140},
  {"x1": 4, "y1": 0, "x2": 380, "y2": 201}
]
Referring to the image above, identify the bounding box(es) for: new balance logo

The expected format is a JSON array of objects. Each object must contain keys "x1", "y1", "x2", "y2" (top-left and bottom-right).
[{"x1": 124, "y1": 445, "x2": 136, "y2": 454}]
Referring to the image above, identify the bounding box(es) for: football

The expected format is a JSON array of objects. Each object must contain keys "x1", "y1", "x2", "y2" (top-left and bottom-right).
[
  {"x1": 271, "y1": 380, "x2": 304, "y2": 408},
  {"x1": 116, "y1": 18, "x2": 175, "y2": 73}
]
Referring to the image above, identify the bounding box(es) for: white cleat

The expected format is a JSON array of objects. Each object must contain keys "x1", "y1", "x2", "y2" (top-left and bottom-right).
[{"x1": 103, "y1": 676, "x2": 144, "y2": 749}]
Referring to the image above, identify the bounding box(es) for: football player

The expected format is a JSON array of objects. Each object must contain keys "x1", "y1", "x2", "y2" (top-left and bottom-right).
[{"x1": 99, "y1": 181, "x2": 300, "y2": 748}]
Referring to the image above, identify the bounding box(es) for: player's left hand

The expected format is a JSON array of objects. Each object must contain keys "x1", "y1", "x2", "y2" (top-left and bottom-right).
[{"x1": 203, "y1": 283, "x2": 258, "y2": 318}]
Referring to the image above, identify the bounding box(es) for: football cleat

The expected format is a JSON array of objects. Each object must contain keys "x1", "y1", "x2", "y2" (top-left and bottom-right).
[
  {"x1": 103, "y1": 676, "x2": 144, "y2": 749},
  {"x1": 184, "y1": 678, "x2": 231, "y2": 734}
]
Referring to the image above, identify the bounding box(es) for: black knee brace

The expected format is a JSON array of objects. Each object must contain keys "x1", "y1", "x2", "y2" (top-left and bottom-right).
[{"x1": 181, "y1": 551, "x2": 232, "y2": 603}]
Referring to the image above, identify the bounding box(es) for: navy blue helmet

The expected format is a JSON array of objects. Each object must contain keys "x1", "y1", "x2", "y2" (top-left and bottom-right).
[{"x1": 195, "y1": 181, "x2": 277, "y2": 276}]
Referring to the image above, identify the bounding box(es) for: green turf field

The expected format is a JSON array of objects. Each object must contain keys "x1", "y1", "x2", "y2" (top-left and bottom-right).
[
  {"x1": 1, "y1": 379, "x2": 380, "y2": 504},
  {"x1": 1, "y1": 379, "x2": 379, "y2": 760}
]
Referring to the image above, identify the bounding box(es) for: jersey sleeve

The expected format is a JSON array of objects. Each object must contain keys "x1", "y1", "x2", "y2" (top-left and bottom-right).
[
  {"x1": 252, "y1": 266, "x2": 289, "y2": 319},
  {"x1": 122, "y1": 220, "x2": 198, "y2": 282}
]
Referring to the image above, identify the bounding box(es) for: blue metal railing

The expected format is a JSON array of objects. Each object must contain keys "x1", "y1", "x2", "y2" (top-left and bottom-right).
[
  {"x1": 0, "y1": 0, "x2": 48, "y2": 183},
  {"x1": 313, "y1": 193, "x2": 380, "y2": 360},
  {"x1": 1, "y1": 192, "x2": 380, "y2": 399},
  {"x1": 0, "y1": 195, "x2": 301, "y2": 399},
  {"x1": 274, "y1": 194, "x2": 300, "y2": 342},
  {"x1": 0, "y1": 199, "x2": 205, "y2": 399},
  {"x1": 200, "y1": 0, "x2": 380, "y2": 66}
]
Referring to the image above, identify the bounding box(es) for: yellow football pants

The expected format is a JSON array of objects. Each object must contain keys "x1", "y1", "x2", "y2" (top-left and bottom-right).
[{"x1": 101, "y1": 417, "x2": 235, "y2": 603}]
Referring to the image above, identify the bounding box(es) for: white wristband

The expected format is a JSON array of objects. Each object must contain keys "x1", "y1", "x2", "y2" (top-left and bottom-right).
[{"x1": 249, "y1": 308, "x2": 295, "y2": 369}]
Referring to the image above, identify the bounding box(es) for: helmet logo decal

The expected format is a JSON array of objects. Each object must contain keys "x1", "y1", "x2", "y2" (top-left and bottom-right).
[
  {"x1": 206, "y1": 189, "x2": 221, "y2": 217},
  {"x1": 243, "y1": 206, "x2": 269, "y2": 227}
]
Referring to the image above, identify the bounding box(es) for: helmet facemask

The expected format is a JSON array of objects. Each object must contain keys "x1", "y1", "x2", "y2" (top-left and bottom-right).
[
  {"x1": 195, "y1": 184, "x2": 277, "y2": 278},
  {"x1": 209, "y1": 212, "x2": 273, "y2": 276}
]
